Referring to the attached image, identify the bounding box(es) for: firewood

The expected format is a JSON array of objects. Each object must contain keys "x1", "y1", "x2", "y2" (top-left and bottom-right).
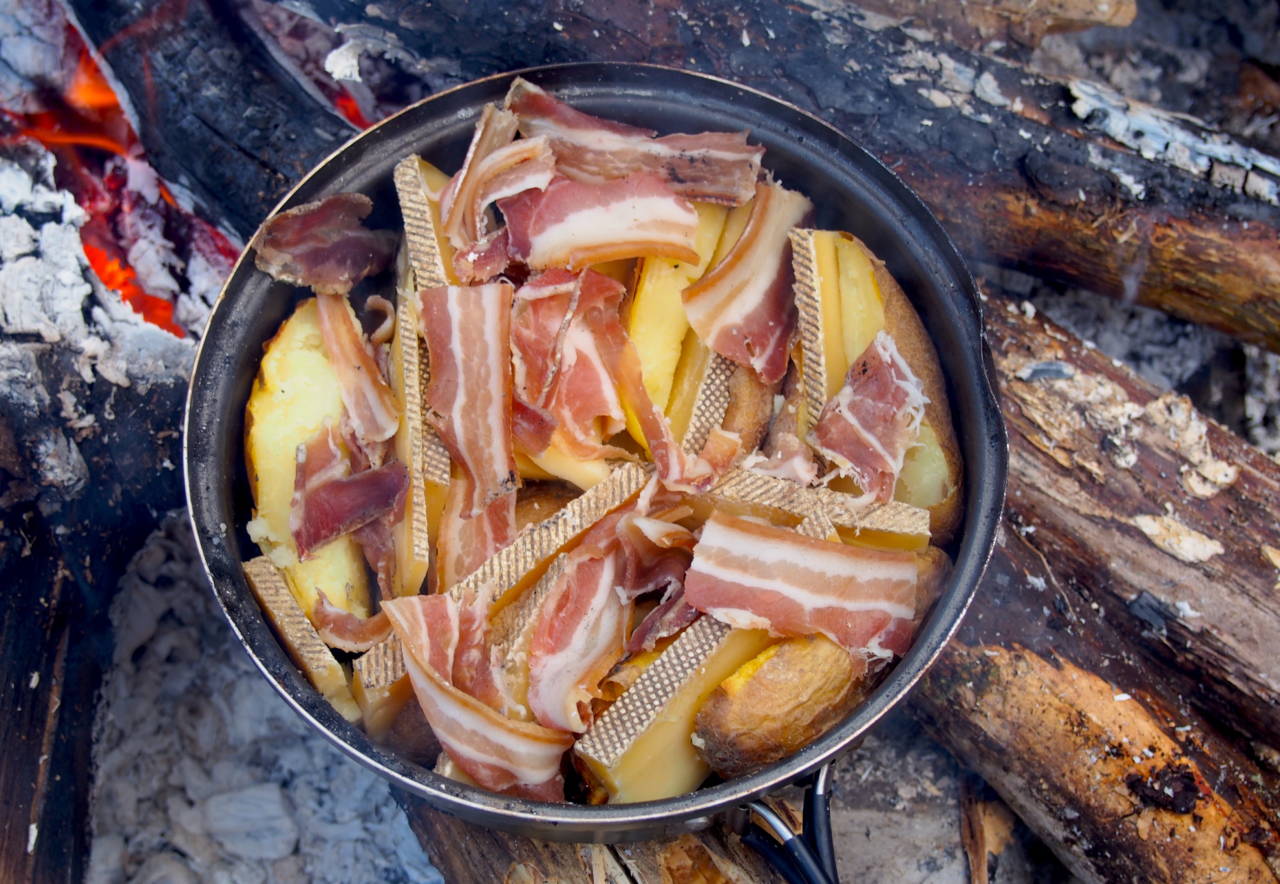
[
  {"x1": 68, "y1": 0, "x2": 1280, "y2": 351},
  {"x1": 913, "y1": 292, "x2": 1280, "y2": 882}
]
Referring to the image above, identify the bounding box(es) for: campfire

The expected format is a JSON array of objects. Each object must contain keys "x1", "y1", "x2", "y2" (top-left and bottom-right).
[{"x1": 2, "y1": 0, "x2": 1279, "y2": 882}]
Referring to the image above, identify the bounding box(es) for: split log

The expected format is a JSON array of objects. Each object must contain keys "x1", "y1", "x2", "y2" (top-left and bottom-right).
[
  {"x1": 67, "y1": 0, "x2": 1280, "y2": 351},
  {"x1": 913, "y1": 293, "x2": 1280, "y2": 883}
]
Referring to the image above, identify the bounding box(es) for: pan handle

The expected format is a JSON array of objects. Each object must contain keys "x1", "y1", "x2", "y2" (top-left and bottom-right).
[{"x1": 743, "y1": 764, "x2": 840, "y2": 884}]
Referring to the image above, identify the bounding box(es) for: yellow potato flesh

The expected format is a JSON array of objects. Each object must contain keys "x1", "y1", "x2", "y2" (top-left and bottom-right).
[
  {"x1": 245, "y1": 298, "x2": 370, "y2": 619},
  {"x1": 623, "y1": 202, "x2": 729, "y2": 450},
  {"x1": 895, "y1": 421, "x2": 955, "y2": 511},
  {"x1": 834, "y1": 232, "x2": 886, "y2": 368}
]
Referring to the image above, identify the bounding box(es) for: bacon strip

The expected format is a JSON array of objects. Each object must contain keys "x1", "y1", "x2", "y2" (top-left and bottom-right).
[
  {"x1": 312, "y1": 590, "x2": 391, "y2": 652},
  {"x1": 436, "y1": 472, "x2": 517, "y2": 590},
  {"x1": 684, "y1": 510, "x2": 920, "y2": 659},
  {"x1": 683, "y1": 182, "x2": 812, "y2": 384},
  {"x1": 253, "y1": 193, "x2": 397, "y2": 296},
  {"x1": 527, "y1": 552, "x2": 629, "y2": 732},
  {"x1": 505, "y1": 78, "x2": 763, "y2": 206},
  {"x1": 499, "y1": 173, "x2": 699, "y2": 271},
  {"x1": 315, "y1": 293, "x2": 401, "y2": 447},
  {"x1": 290, "y1": 425, "x2": 409, "y2": 561},
  {"x1": 810, "y1": 331, "x2": 927, "y2": 502},
  {"x1": 439, "y1": 104, "x2": 556, "y2": 282},
  {"x1": 420, "y1": 283, "x2": 517, "y2": 516},
  {"x1": 383, "y1": 595, "x2": 572, "y2": 801}
]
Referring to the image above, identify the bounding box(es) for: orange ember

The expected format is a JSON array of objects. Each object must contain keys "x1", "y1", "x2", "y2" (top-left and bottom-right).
[
  {"x1": 8, "y1": 25, "x2": 236, "y2": 338},
  {"x1": 333, "y1": 89, "x2": 373, "y2": 130}
]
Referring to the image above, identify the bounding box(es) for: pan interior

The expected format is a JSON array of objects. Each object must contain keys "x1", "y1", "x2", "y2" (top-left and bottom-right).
[{"x1": 185, "y1": 63, "x2": 1005, "y2": 841}]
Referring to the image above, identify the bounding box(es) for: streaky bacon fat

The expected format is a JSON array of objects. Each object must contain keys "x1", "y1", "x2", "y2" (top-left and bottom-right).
[
  {"x1": 383, "y1": 595, "x2": 572, "y2": 801},
  {"x1": 420, "y1": 283, "x2": 517, "y2": 516},
  {"x1": 499, "y1": 173, "x2": 699, "y2": 271},
  {"x1": 505, "y1": 77, "x2": 763, "y2": 206},
  {"x1": 312, "y1": 590, "x2": 391, "y2": 652},
  {"x1": 810, "y1": 330, "x2": 927, "y2": 502},
  {"x1": 289, "y1": 424, "x2": 408, "y2": 561},
  {"x1": 684, "y1": 510, "x2": 919, "y2": 659},
  {"x1": 253, "y1": 193, "x2": 397, "y2": 296},
  {"x1": 527, "y1": 552, "x2": 628, "y2": 732},
  {"x1": 436, "y1": 472, "x2": 517, "y2": 590},
  {"x1": 316, "y1": 293, "x2": 402, "y2": 446},
  {"x1": 683, "y1": 181, "x2": 811, "y2": 384}
]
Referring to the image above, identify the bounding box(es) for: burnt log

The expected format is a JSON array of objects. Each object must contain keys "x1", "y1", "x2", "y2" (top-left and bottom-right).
[
  {"x1": 67, "y1": 0, "x2": 1280, "y2": 351},
  {"x1": 914, "y1": 294, "x2": 1280, "y2": 883}
]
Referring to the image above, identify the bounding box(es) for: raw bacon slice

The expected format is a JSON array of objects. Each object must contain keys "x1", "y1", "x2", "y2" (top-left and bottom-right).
[
  {"x1": 684, "y1": 510, "x2": 919, "y2": 659},
  {"x1": 527, "y1": 552, "x2": 629, "y2": 732},
  {"x1": 452, "y1": 584, "x2": 520, "y2": 715},
  {"x1": 253, "y1": 193, "x2": 397, "y2": 296},
  {"x1": 419, "y1": 283, "x2": 517, "y2": 516},
  {"x1": 505, "y1": 78, "x2": 763, "y2": 206},
  {"x1": 312, "y1": 590, "x2": 391, "y2": 652},
  {"x1": 316, "y1": 293, "x2": 401, "y2": 447},
  {"x1": 810, "y1": 331, "x2": 927, "y2": 502},
  {"x1": 436, "y1": 472, "x2": 517, "y2": 590},
  {"x1": 683, "y1": 182, "x2": 812, "y2": 384},
  {"x1": 383, "y1": 595, "x2": 572, "y2": 801},
  {"x1": 290, "y1": 425, "x2": 409, "y2": 561},
  {"x1": 499, "y1": 173, "x2": 699, "y2": 271}
]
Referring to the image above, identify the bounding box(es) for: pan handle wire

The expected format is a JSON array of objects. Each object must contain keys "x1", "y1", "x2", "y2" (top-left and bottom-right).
[{"x1": 743, "y1": 765, "x2": 839, "y2": 884}]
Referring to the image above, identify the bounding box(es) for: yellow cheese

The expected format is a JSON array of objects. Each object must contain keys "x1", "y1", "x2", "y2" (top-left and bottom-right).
[
  {"x1": 352, "y1": 638, "x2": 412, "y2": 739},
  {"x1": 665, "y1": 330, "x2": 713, "y2": 444},
  {"x1": 811, "y1": 231, "x2": 848, "y2": 400},
  {"x1": 390, "y1": 257, "x2": 434, "y2": 598},
  {"x1": 242, "y1": 557, "x2": 360, "y2": 723},
  {"x1": 244, "y1": 298, "x2": 370, "y2": 620},
  {"x1": 520, "y1": 434, "x2": 611, "y2": 491},
  {"x1": 574, "y1": 619, "x2": 773, "y2": 803}
]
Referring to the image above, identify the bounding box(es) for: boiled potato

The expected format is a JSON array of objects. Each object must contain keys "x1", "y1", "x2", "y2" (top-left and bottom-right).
[
  {"x1": 244, "y1": 297, "x2": 371, "y2": 620},
  {"x1": 693, "y1": 635, "x2": 869, "y2": 779}
]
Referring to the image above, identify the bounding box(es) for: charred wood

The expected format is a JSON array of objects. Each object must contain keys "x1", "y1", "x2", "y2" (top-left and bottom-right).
[{"x1": 65, "y1": 0, "x2": 1280, "y2": 349}]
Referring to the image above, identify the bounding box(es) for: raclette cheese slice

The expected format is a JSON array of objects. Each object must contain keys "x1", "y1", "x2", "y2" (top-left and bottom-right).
[
  {"x1": 243, "y1": 557, "x2": 360, "y2": 723},
  {"x1": 574, "y1": 617, "x2": 773, "y2": 803}
]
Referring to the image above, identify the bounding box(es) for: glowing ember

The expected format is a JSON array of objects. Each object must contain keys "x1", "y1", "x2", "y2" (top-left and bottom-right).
[{"x1": 3, "y1": 24, "x2": 237, "y2": 338}]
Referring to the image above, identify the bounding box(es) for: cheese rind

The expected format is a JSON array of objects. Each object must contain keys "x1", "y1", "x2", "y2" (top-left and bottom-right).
[
  {"x1": 574, "y1": 618, "x2": 773, "y2": 803},
  {"x1": 243, "y1": 557, "x2": 360, "y2": 723}
]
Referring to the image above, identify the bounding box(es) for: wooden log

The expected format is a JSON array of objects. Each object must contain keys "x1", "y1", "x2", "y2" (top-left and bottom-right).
[
  {"x1": 67, "y1": 0, "x2": 1280, "y2": 350},
  {"x1": 913, "y1": 292, "x2": 1280, "y2": 883}
]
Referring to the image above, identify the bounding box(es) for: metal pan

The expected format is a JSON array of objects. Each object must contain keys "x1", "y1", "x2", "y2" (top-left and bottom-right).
[{"x1": 184, "y1": 62, "x2": 1006, "y2": 847}]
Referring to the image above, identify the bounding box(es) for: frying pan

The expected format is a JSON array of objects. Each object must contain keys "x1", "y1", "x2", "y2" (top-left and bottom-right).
[{"x1": 184, "y1": 62, "x2": 1006, "y2": 871}]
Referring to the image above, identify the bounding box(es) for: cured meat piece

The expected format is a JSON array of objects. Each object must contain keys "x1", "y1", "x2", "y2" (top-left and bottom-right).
[
  {"x1": 510, "y1": 269, "x2": 710, "y2": 488},
  {"x1": 505, "y1": 78, "x2": 763, "y2": 206},
  {"x1": 810, "y1": 331, "x2": 927, "y2": 502},
  {"x1": 383, "y1": 595, "x2": 572, "y2": 801},
  {"x1": 315, "y1": 292, "x2": 401, "y2": 448},
  {"x1": 452, "y1": 584, "x2": 520, "y2": 715},
  {"x1": 253, "y1": 193, "x2": 397, "y2": 296},
  {"x1": 419, "y1": 283, "x2": 517, "y2": 516},
  {"x1": 626, "y1": 585, "x2": 699, "y2": 654},
  {"x1": 511, "y1": 397, "x2": 557, "y2": 457},
  {"x1": 527, "y1": 552, "x2": 629, "y2": 732},
  {"x1": 452, "y1": 227, "x2": 512, "y2": 285},
  {"x1": 312, "y1": 590, "x2": 392, "y2": 652},
  {"x1": 499, "y1": 173, "x2": 699, "y2": 271},
  {"x1": 684, "y1": 510, "x2": 920, "y2": 659},
  {"x1": 290, "y1": 425, "x2": 409, "y2": 561},
  {"x1": 684, "y1": 182, "x2": 812, "y2": 384},
  {"x1": 436, "y1": 472, "x2": 517, "y2": 590}
]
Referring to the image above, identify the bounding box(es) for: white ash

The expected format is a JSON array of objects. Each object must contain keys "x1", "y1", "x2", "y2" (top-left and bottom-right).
[
  {"x1": 0, "y1": 0, "x2": 75, "y2": 113},
  {"x1": 1244, "y1": 343, "x2": 1280, "y2": 457},
  {"x1": 0, "y1": 143, "x2": 193, "y2": 389},
  {"x1": 88, "y1": 512, "x2": 441, "y2": 884}
]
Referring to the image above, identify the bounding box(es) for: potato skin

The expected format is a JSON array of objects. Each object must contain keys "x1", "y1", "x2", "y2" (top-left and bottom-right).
[
  {"x1": 693, "y1": 635, "x2": 869, "y2": 779},
  {"x1": 871, "y1": 251, "x2": 964, "y2": 543}
]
